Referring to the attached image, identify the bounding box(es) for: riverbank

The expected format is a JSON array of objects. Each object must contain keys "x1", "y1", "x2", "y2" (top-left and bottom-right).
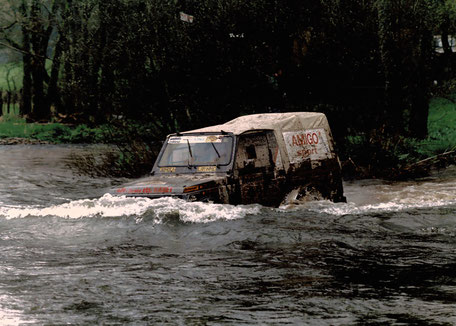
[
  {"x1": 0, "y1": 96, "x2": 454, "y2": 180},
  {"x1": 339, "y1": 95, "x2": 456, "y2": 180},
  {"x1": 0, "y1": 137, "x2": 50, "y2": 145},
  {"x1": 0, "y1": 115, "x2": 108, "y2": 144}
]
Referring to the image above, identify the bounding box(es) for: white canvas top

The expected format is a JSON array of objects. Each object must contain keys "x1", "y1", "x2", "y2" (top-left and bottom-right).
[
  {"x1": 181, "y1": 112, "x2": 335, "y2": 169},
  {"x1": 184, "y1": 112, "x2": 329, "y2": 135}
]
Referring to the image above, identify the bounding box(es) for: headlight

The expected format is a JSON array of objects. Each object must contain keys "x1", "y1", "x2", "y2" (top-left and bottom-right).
[{"x1": 183, "y1": 184, "x2": 206, "y2": 193}]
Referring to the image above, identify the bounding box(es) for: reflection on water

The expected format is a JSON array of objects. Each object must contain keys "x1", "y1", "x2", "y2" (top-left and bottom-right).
[
  {"x1": 0, "y1": 145, "x2": 120, "y2": 206},
  {"x1": 0, "y1": 294, "x2": 30, "y2": 326},
  {"x1": 0, "y1": 145, "x2": 455, "y2": 324}
]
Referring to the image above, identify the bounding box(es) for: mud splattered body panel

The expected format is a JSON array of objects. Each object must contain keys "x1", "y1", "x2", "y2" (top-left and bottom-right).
[{"x1": 112, "y1": 112, "x2": 346, "y2": 206}]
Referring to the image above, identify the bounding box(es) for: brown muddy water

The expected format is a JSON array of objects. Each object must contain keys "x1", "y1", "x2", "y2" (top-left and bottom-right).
[{"x1": 0, "y1": 145, "x2": 455, "y2": 325}]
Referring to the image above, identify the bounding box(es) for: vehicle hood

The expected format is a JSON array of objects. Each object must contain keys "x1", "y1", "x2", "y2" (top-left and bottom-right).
[{"x1": 111, "y1": 173, "x2": 226, "y2": 197}]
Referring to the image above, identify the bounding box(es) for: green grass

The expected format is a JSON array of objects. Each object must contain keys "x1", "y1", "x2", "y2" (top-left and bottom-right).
[
  {"x1": 0, "y1": 115, "x2": 108, "y2": 143},
  {"x1": 403, "y1": 96, "x2": 456, "y2": 160},
  {"x1": 421, "y1": 97, "x2": 456, "y2": 153},
  {"x1": 341, "y1": 94, "x2": 456, "y2": 178}
]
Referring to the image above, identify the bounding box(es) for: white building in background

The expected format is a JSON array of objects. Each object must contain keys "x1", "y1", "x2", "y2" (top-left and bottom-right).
[{"x1": 434, "y1": 35, "x2": 456, "y2": 53}]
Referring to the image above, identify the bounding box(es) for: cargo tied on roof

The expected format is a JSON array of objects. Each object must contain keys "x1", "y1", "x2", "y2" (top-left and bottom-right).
[{"x1": 111, "y1": 112, "x2": 346, "y2": 206}]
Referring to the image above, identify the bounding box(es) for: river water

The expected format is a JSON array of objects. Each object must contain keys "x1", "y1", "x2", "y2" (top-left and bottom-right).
[{"x1": 0, "y1": 145, "x2": 455, "y2": 325}]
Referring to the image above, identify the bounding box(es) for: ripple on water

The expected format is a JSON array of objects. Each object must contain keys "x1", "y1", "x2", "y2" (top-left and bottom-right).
[{"x1": 0, "y1": 146, "x2": 455, "y2": 325}]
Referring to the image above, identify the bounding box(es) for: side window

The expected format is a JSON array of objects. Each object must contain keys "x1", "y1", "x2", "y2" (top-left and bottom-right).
[
  {"x1": 246, "y1": 145, "x2": 257, "y2": 159},
  {"x1": 235, "y1": 132, "x2": 275, "y2": 169}
]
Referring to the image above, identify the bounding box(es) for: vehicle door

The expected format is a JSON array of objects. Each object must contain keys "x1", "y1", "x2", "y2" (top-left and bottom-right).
[{"x1": 233, "y1": 131, "x2": 283, "y2": 206}]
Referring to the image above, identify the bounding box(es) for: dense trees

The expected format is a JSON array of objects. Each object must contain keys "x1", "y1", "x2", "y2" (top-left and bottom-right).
[
  {"x1": 0, "y1": 0, "x2": 60, "y2": 120},
  {"x1": 1, "y1": 0, "x2": 455, "y2": 140},
  {"x1": 377, "y1": 0, "x2": 434, "y2": 138}
]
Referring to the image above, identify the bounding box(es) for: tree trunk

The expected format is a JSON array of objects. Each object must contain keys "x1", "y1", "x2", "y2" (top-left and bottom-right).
[
  {"x1": 47, "y1": 34, "x2": 64, "y2": 114},
  {"x1": 29, "y1": 0, "x2": 50, "y2": 121},
  {"x1": 7, "y1": 91, "x2": 12, "y2": 114},
  {"x1": 409, "y1": 27, "x2": 433, "y2": 139},
  {"x1": 440, "y1": 22, "x2": 454, "y2": 79},
  {"x1": 0, "y1": 90, "x2": 3, "y2": 117},
  {"x1": 20, "y1": 45, "x2": 32, "y2": 117},
  {"x1": 441, "y1": 30, "x2": 452, "y2": 54},
  {"x1": 377, "y1": 1, "x2": 404, "y2": 133}
]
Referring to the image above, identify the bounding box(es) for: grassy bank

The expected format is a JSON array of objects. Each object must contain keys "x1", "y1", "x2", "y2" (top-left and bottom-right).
[
  {"x1": 0, "y1": 115, "x2": 107, "y2": 144},
  {"x1": 421, "y1": 97, "x2": 456, "y2": 155},
  {"x1": 0, "y1": 96, "x2": 454, "y2": 179},
  {"x1": 340, "y1": 96, "x2": 456, "y2": 179}
]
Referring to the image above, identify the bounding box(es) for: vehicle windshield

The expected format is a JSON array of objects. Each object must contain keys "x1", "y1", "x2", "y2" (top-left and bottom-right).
[{"x1": 158, "y1": 134, "x2": 234, "y2": 167}]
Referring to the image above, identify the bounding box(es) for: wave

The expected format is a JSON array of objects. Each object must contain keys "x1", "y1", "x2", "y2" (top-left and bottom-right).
[
  {"x1": 286, "y1": 199, "x2": 456, "y2": 217},
  {"x1": 281, "y1": 178, "x2": 456, "y2": 215},
  {"x1": 1, "y1": 173, "x2": 454, "y2": 221},
  {"x1": 0, "y1": 194, "x2": 262, "y2": 223}
]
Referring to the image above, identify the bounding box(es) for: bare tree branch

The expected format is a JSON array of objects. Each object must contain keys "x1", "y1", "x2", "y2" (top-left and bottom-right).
[
  {"x1": 0, "y1": 21, "x2": 17, "y2": 31},
  {"x1": 0, "y1": 41, "x2": 50, "y2": 60}
]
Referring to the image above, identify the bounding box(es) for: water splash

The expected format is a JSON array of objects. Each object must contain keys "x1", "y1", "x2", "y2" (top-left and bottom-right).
[
  {"x1": 1, "y1": 172, "x2": 454, "y2": 220},
  {"x1": 0, "y1": 194, "x2": 262, "y2": 223},
  {"x1": 281, "y1": 177, "x2": 456, "y2": 216}
]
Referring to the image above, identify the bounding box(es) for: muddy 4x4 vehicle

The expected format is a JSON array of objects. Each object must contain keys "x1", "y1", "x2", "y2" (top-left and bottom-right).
[{"x1": 113, "y1": 112, "x2": 345, "y2": 206}]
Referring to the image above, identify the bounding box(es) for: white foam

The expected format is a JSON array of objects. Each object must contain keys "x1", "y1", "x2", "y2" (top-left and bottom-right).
[
  {"x1": 281, "y1": 179, "x2": 456, "y2": 216},
  {"x1": 1, "y1": 175, "x2": 455, "y2": 220},
  {"x1": 311, "y1": 199, "x2": 456, "y2": 216},
  {"x1": 0, "y1": 194, "x2": 261, "y2": 223}
]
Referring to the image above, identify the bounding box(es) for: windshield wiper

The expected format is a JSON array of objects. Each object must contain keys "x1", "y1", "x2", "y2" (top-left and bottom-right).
[
  {"x1": 210, "y1": 142, "x2": 221, "y2": 158},
  {"x1": 210, "y1": 142, "x2": 224, "y2": 169},
  {"x1": 186, "y1": 139, "x2": 194, "y2": 169}
]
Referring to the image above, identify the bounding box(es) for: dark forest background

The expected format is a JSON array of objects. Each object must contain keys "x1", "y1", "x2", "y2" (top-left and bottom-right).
[{"x1": 1, "y1": 0, "x2": 456, "y2": 177}]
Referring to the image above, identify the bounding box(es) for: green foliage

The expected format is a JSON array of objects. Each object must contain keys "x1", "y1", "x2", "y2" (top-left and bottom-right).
[
  {"x1": 1, "y1": 103, "x2": 19, "y2": 115},
  {"x1": 340, "y1": 93, "x2": 456, "y2": 179},
  {"x1": 0, "y1": 118, "x2": 108, "y2": 144},
  {"x1": 376, "y1": 0, "x2": 434, "y2": 138},
  {"x1": 0, "y1": 62, "x2": 22, "y2": 90},
  {"x1": 1, "y1": 0, "x2": 451, "y2": 137},
  {"x1": 66, "y1": 119, "x2": 163, "y2": 178},
  {"x1": 0, "y1": 59, "x2": 53, "y2": 91},
  {"x1": 432, "y1": 0, "x2": 456, "y2": 34},
  {"x1": 0, "y1": 0, "x2": 454, "y2": 179},
  {"x1": 421, "y1": 96, "x2": 456, "y2": 153},
  {"x1": 101, "y1": 119, "x2": 163, "y2": 177}
]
